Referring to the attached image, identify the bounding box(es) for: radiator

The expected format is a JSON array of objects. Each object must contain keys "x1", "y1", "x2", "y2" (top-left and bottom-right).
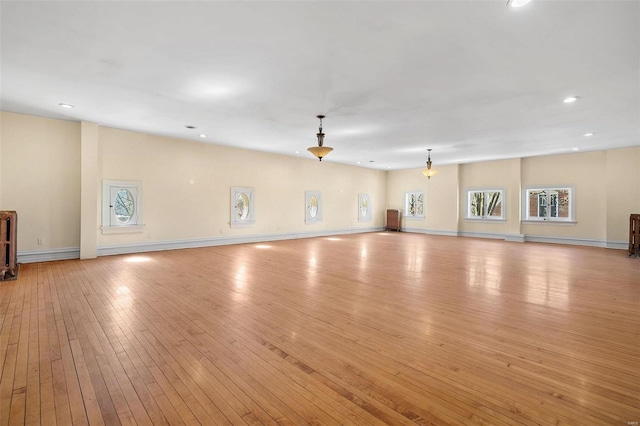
[
  {"x1": 0, "y1": 211, "x2": 17, "y2": 279},
  {"x1": 631, "y1": 214, "x2": 640, "y2": 258}
]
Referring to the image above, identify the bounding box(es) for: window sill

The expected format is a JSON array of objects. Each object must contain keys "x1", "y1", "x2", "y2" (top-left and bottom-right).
[
  {"x1": 101, "y1": 225, "x2": 145, "y2": 234},
  {"x1": 521, "y1": 220, "x2": 577, "y2": 225},
  {"x1": 464, "y1": 217, "x2": 506, "y2": 223}
]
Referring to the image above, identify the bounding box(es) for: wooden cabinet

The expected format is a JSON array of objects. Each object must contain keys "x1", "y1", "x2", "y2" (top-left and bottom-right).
[{"x1": 386, "y1": 209, "x2": 402, "y2": 232}]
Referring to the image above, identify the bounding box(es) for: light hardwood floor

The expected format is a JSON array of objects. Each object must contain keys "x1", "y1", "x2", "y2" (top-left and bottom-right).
[{"x1": 1, "y1": 232, "x2": 639, "y2": 425}]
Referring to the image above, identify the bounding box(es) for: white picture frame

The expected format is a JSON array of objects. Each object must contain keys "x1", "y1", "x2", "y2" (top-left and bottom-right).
[
  {"x1": 231, "y1": 187, "x2": 255, "y2": 227},
  {"x1": 358, "y1": 193, "x2": 372, "y2": 222},
  {"x1": 305, "y1": 190, "x2": 322, "y2": 224}
]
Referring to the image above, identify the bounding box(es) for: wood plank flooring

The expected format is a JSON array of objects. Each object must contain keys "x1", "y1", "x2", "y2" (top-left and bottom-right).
[{"x1": 1, "y1": 232, "x2": 639, "y2": 425}]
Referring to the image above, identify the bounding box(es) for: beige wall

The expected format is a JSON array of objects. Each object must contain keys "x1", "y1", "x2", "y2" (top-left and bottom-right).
[
  {"x1": 386, "y1": 147, "x2": 640, "y2": 246},
  {"x1": 97, "y1": 127, "x2": 387, "y2": 248},
  {"x1": 2, "y1": 111, "x2": 638, "y2": 258},
  {"x1": 521, "y1": 151, "x2": 607, "y2": 240},
  {"x1": 458, "y1": 158, "x2": 521, "y2": 236},
  {"x1": 385, "y1": 164, "x2": 459, "y2": 234},
  {"x1": 605, "y1": 147, "x2": 640, "y2": 243},
  {"x1": 0, "y1": 112, "x2": 81, "y2": 251}
]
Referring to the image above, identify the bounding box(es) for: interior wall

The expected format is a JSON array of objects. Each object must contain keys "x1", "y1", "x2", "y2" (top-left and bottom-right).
[
  {"x1": 458, "y1": 158, "x2": 521, "y2": 237},
  {"x1": 521, "y1": 151, "x2": 607, "y2": 240},
  {"x1": 605, "y1": 147, "x2": 640, "y2": 243},
  {"x1": 2, "y1": 111, "x2": 638, "y2": 258},
  {"x1": 385, "y1": 164, "x2": 459, "y2": 234},
  {"x1": 0, "y1": 112, "x2": 81, "y2": 251},
  {"x1": 97, "y1": 126, "x2": 387, "y2": 248}
]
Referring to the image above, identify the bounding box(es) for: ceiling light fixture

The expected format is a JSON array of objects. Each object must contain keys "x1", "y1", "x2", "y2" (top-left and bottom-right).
[
  {"x1": 584, "y1": 132, "x2": 594, "y2": 137},
  {"x1": 563, "y1": 96, "x2": 579, "y2": 103},
  {"x1": 507, "y1": 0, "x2": 533, "y2": 7},
  {"x1": 422, "y1": 149, "x2": 438, "y2": 179},
  {"x1": 58, "y1": 103, "x2": 74, "y2": 108},
  {"x1": 199, "y1": 134, "x2": 206, "y2": 138},
  {"x1": 307, "y1": 115, "x2": 333, "y2": 161}
]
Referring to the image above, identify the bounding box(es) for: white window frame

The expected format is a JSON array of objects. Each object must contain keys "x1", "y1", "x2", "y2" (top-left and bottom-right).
[
  {"x1": 230, "y1": 187, "x2": 255, "y2": 228},
  {"x1": 466, "y1": 188, "x2": 505, "y2": 221},
  {"x1": 358, "y1": 193, "x2": 372, "y2": 222},
  {"x1": 404, "y1": 191, "x2": 425, "y2": 219},
  {"x1": 522, "y1": 186, "x2": 575, "y2": 223},
  {"x1": 101, "y1": 180, "x2": 144, "y2": 234},
  {"x1": 305, "y1": 190, "x2": 322, "y2": 224}
]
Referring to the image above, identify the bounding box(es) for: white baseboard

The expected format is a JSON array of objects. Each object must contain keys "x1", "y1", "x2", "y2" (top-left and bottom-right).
[
  {"x1": 17, "y1": 247, "x2": 80, "y2": 264},
  {"x1": 605, "y1": 241, "x2": 627, "y2": 250},
  {"x1": 524, "y1": 235, "x2": 606, "y2": 247},
  {"x1": 15, "y1": 227, "x2": 628, "y2": 263},
  {"x1": 401, "y1": 227, "x2": 459, "y2": 237},
  {"x1": 458, "y1": 231, "x2": 505, "y2": 240},
  {"x1": 97, "y1": 227, "x2": 385, "y2": 257}
]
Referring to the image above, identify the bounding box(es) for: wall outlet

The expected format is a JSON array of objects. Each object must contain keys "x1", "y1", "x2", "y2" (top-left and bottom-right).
[{"x1": 37, "y1": 238, "x2": 45, "y2": 245}]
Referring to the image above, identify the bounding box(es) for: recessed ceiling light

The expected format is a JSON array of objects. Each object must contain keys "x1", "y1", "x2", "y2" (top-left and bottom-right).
[
  {"x1": 295, "y1": 150, "x2": 300, "y2": 154},
  {"x1": 185, "y1": 125, "x2": 197, "y2": 129},
  {"x1": 356, "y1": 161, "x2": 361, "y2": 164},
  {"x1": 583, "y1": 132, "x2": 594, "y2": 137},
  {"x1": 572, "y1": 147, "x2": 581, "y2": 151},
  {"x1": 199, "y1": 134, "x2": 206, "y2": 138},
  {"x1": 563, "y1": 96, "x2": 579, "y2": 104},
  {"x1": 58, "y1": 103, "x2": 74, "y2": 108},
  {"x1": 507, "y1": 0, "x2": 533, "y2": 8}
]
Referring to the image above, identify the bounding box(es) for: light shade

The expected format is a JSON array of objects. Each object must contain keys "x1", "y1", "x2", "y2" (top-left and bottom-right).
[
  {"x1": 422, "y1": 148, "x2": 438, "y2": 179},
  {"x1": 307, "y1": 146, "x2": 333, "y2": 160},
  {"x1": 422, "y1": 168, "x2": 438, "y2": 178},
  {"x1": 308, "y1": 115, "x2": 333, "y2": 161}
]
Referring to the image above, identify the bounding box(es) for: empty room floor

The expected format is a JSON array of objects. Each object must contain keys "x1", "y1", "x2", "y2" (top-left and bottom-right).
[{"x1": 1, "y1": 232, "x2": 639, "y2": 425}]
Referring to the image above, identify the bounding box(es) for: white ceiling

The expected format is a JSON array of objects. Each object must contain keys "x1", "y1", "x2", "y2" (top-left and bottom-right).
[{"x1": 1, "y1": 1, "x2": 638, "y2": 170}]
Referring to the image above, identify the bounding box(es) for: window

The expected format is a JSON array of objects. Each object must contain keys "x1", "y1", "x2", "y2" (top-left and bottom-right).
[
  {"x1": 231, "y1": 187, "x2": 255, "y2": 227},
  {"x1": 305, "y1": 190, "x2": 322, "y2": 224},
  {"x1": 467, "y1": 189, "x2": 504, "y2": 220},
  {"x1": 523, "y1": 187, "x2": 574, "y2": 222},
  {"x1": 102, "y1": 180, "x2": 143, "y2": 233},
  {"x1": 358, "y1": 193, "x2": 372, "y2": 222},
  {"x1": 404, "y1": 191, "x2": 424, "y2": 218}
]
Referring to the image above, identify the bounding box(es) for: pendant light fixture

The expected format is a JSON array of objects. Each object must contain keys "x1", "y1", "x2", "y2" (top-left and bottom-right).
[
  {"x1": 307, "y1": 115, "x2": 333, "y2": 161},
  {"x1": 422, "y1": 149, "x2": 438, "y2": 179}
]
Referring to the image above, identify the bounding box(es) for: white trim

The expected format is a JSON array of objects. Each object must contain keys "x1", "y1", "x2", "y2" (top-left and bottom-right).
[
  {"x1": 404, "y1": 190, "x2": 425, "y2": 219},
  {"x1": 102, "y1": 179, "x2": 143, "y2": 230},
  {"x1": 97, "y1": 227, "x2": 385, "y2": 257},
  {"x1": 524, "y1": 234, "x2": 605, "y2": 247},
  {"x1": 18, "y1": 247, "x2": 80, "y2": 263},
  {"x1": 358, "y1": 193, "x2": 372, "y2": 222},
  {"x1": 465, "y1": 188, "x2": 506, "y2": 220},
  {"x1": 231, "y1": 186, "x2": 255, "y2": 227},
  {"x1": 522, "y1": 185, "x2": 575, "y2": 222},
  {"x1": 305, "y1": 190, "x2": 322, "y2": 224},
  {"x1": 458, "y1": 231, "x2": 505, "y2": 240},
  {"x1": 504, "y1": 233, "x2": 526, "y2": 243},
  {"x1": 401, "y1": 227, "x2": 459, "y2": 237},
  {"x1": 14, "y1": 231, "x2": 627, "y2": 263},
  {"x1": 464, "y1": 218, "x2": 507, "y2": 224},
  {"x1": 606, "y1": 241, "x2": 627, "y2": 250},
  {"x1": 521, "y1": 220, "x2": 577, "y2": 225}
]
